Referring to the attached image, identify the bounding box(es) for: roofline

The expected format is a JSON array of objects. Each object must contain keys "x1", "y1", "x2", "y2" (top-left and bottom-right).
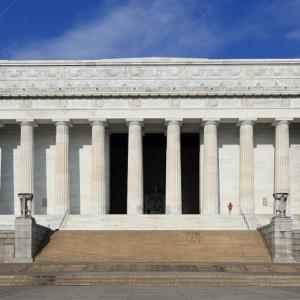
[{"x1": 1, "y1": 57, "x2": 300, "y2": 66}]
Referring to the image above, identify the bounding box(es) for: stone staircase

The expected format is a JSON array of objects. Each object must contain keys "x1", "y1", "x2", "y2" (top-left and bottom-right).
[
  {"x1": 36, "y1": 230, "x2": 271, "y2": 263},
  {"x1": 1, "y1": 262, "x2": 300, "y2": 286}
]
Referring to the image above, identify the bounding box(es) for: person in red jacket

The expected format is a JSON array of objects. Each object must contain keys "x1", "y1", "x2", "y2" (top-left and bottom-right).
[{"x1": 228, "y1": 202, "x2": 233, "y2": 215}]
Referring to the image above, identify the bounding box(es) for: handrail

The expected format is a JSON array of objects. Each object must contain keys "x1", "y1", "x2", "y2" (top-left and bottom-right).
[
  {"x1": 58, "y1": 209, "x2": 69, "y2": 230},
  {"x1": 240, "y1": 209, "x2": 250, "y2": 230}
]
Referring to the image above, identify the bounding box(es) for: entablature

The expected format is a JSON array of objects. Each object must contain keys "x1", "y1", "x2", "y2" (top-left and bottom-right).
[{"x1": 1, "y1": 59, "x2": 300, "y2": 98}]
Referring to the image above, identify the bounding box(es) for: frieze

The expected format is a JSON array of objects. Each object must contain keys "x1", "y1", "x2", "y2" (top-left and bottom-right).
[
  {"x1": 19, "y1": 99, "x2": 32, "y2": 108},
  {"x1": 241, "y1": 99, "x2": 255, "y2": 108},
  {"x1": 1, "y1": 61, "x2": 300, "y2": 97},
  {"x1": 169, "y1": 99, "x2": 181, "y2": 107},
  {"x1": 0, "y1": 97, "x2": 299, "y2": 111}
]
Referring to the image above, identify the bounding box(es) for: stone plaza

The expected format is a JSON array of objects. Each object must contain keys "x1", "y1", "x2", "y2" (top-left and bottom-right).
[{"x1": 1, "y1": 286, "x2": 300, "y2": 300}]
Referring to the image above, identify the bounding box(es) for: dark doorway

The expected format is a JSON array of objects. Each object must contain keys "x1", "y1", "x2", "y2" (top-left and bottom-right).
[
  {"x1": 143, "y1": 134, "x2": 166, "y2": 214},
  {"x1": 181, "y1": 133, "x2": 199, "y2": 214},
  {"x1": 110, "y1": 134, "x2": 128, "y2": 214}
]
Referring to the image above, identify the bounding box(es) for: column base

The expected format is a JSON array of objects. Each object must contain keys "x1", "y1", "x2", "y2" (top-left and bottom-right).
[{"x1": 166, "y1": 205, "x2": 182, "y2": 215}]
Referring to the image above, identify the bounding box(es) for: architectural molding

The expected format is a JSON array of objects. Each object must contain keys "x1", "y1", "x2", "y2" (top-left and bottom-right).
[{"x1": 1, "y1": 59, "x2": 300, "y2": 98}]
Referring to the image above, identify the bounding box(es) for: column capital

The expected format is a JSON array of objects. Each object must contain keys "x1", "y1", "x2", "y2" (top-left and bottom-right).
[
  {"x1": 126, "y1": 119, "x2": 144, "y2": 126},
  {"x1": 17, "y1": 119, "x2": 37, "y2": 127},
  {"x1": 272, "y1": 119, "x2": 292, "y2": 126},
  {"x1": 53, "y1": 119, "x2": 71, "y2": 127},
  {"x1": 165, "y1": 119, "x2": 182, "y2": 126},
  {"x1": 202, "y1": 119, "x2": 220, "y2": 127},
  {"x1": 89, "y1": 119, "x2": 107, "y2": 127},
  {"x1": 237, "y1": 119, "x2": 257, "y2": 126}
]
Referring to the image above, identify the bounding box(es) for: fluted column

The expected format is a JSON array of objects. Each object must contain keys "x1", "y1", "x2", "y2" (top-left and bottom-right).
[
  {"x1": 239, "y1": 120, "x2": 255, "y2": 215},
  {"x1": 274, "y1": 120, "x2": 290, "y2": 194},
  {"x1": 18, "y1": 120, "x2": 35, "y2": 215},
  {"x1": 165, "y1": 120, "x2": 182, "y2": 214},
  {"x1": 90, "y1": 120, "x2": 107, "y2": 214},
  {"x1": 127, "y1": 120, "x2": 143, "y2": 214},
  {"x1": 202, "y1": 120, "x2": 219, "y2": 214},
  {"x1": 54, "y1": 121, "x2": 70, "y2": 215},
  {"x1": 105, "y1": 131, "x2": 110, "y2": 213}
]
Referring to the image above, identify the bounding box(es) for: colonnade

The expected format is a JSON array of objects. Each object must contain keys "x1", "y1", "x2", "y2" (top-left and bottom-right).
[{"x1": 16, "y1": 118, "x2": 290, "y2": 216}]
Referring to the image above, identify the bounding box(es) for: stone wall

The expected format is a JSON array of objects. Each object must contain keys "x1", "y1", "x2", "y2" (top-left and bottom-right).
[
  {"x1": 292, "y1": 230, "x2": 300, "y2": 262},
  {"x1": 0, "y1": 230, "x2": 15, "y2": 262},
  {"x1": 258, "y1": 216, "x2": 294, "y2": 263},
  {"x1": 289, "y1": 124, "x2": 300, "y2": 215},
  {"x1": 218, "y1": 124, "x2": 239, "y2": 215},
  {"x1": 254, "y1": 124, "x2": 275, "y2": 215},
  {"x1": 15, "y1": 217, "x2": 52, "y2": 262}
]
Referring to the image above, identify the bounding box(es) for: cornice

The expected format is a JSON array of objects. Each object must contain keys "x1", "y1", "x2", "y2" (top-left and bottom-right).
[
  {"x1": 1, "y1": 62, "x2": 300, "y2": 98},
  {"x1": 1, "y1": 58, "x2": 300, "y2": 66}
]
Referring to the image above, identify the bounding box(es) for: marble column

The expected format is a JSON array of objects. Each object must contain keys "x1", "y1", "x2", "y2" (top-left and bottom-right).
[
  {"x1": 18, "y1": 120, "x2": 35, "y2": 215},
  {"x1": 0, "y1": 124, "x2": 2, "y2": 213},
  {"x1": 90, "y1": 120, "x2": 107, "y2": 214},
  {"x1": 127, "y1": 120, "x2": 143, "y2": 214},
  {"x1": 165, "y1": 120, "x2": 182, "y2": 214},
  {"x1": 105, "y1": 131, "x2": 110, "y2": 213},
  {"x1": 239, "y1": 120, "x2": 255, "y2": 215},
  {"x1": 54, "y1": 121, "x2": 70, "y2": 215},
  {"x1": 274, "y1": 120, "x2": 290, "y2": 194},
  {"x1": 202, "y1": 120, "x2": 219, "y2": 215}
]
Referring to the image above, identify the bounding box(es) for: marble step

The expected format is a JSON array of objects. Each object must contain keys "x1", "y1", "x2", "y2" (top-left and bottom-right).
[
  {"x1": 36, "y1": 230, "x2": 271, "y2": 263},
  {"x1": 0, "y1": 272, "x2": 300, "y2": 286},
  {"x1": 1, "y1": 262, "x2": 300, "y2": 274},
  {"x1": 63, "y1": 215, "x2": 249, "y2": 230},
  {"x1": 0, "y1": 215, "x2": 64, "y2": 230},
  {"x1": 2, "y1": 214, "x2": 286, "y2": 231}
]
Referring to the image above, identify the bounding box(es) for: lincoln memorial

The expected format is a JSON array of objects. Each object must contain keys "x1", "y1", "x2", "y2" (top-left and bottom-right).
[{"x1": 0, "y1": 58, "x2": 300, "y2": 232}]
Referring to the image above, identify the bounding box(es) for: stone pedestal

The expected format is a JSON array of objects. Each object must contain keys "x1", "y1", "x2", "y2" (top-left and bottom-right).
[
  {"x1": 271, "y1": 216, "x2": 294, "y2": 263},
  {"x1": 259, "y1": 216, "x2": 295, "y2": 263},
  {"x1": 14, "y1": 217, "x2": 52, "y2": 263},
  {"x1": 14, "y1": 217, "x2": 34, "y2": 263}
]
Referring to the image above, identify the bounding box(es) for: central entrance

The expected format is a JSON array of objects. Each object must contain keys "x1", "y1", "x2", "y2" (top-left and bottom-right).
[
  {"x1": 143, "y1": 134, "x2": 166, "y2": 214},
  {"x1": 109, "y1": 132, "x2": 199, "y2": 215}
]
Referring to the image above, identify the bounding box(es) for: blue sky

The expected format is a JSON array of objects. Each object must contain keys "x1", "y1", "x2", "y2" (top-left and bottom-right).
[{"x1": 0, "y1": 0, "x2": 300, "y2": 59}]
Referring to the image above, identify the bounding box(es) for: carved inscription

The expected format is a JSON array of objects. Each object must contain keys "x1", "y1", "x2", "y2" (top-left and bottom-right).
[{"x1": 185, "y1": 232, "x2": 202, "y2": 244}]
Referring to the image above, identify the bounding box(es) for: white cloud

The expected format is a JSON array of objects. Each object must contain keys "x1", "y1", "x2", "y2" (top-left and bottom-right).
[
  {"x1": 7, "y1": 0, "x2": 222, "y2": 60},
  {"x1": 5, "y1": 0, "x2": 300, "y2": 60}
]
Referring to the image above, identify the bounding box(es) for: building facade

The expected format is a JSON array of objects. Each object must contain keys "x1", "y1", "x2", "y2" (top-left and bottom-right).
[{"x1": 0, "y1": 58, "x2": 300, "y2": 230}]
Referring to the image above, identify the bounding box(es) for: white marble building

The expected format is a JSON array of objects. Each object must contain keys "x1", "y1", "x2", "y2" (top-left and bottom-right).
[{"x1": 0, "y1": 57, "x2": 300, "y2": 230}]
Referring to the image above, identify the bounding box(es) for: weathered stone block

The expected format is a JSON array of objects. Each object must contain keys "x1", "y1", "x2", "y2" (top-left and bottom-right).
[
  {"x1": 258, "y1": 216, "x2": 294, "y2": 263},
  {"x1": 14, "y1": 217, "x2": 52, "y2": 263},
  {"x1": 0, "y1": 230, "x2": 15, "y2": 262}
]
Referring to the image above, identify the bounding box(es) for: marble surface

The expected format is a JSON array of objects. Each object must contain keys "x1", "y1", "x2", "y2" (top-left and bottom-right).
[{"x1": 1, "y1": 58, "x2": 300, "y2": 223}]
